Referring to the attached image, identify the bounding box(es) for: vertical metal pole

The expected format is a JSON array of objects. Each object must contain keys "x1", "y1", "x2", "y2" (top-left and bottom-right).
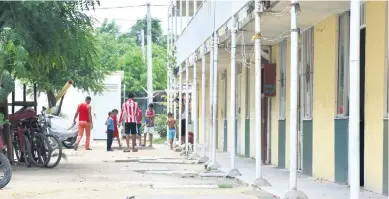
[
  {"x1": 180, "y1": 0, "x2": 183, "y2": 33},
  {"x1": 266, "y1": 98, "x2": 271, "y2": 164},
  {"x1": 167, "y1": 5, "x2": 171, "y2": 142},
  {"x1": 254, "y1": 0, "x2": 263, "y2": 180},
  {"x1": 186, "y1": 0, "x2": 189, "y2": 26},
  {"x1": 185, "y1": 59, "x2": 190, "y2": 154},
  {"x1": 208, "y1": 37, "x2": 214, "y2": 161},
  {"x1": 200, "y1": 43, "x2": 208, "y2": 160},
  {"x1": 227, "y1": 15, "x2": 240, "y2": 177},
  {"x1": 194, "y1": 0, "x2": 197, "y2": 13},
  {"x1": 349, "y1": 0, "x2": 360, "y2": 198},
  {"x1": 193, "y1": 55, "x2": 199, "y2": 155},
  {"x1": 147, "y1": 2, "x2": 153, "y2": 104},
  {"x1": 289, "y1": 0, "x2": 299, "y2": 190},
  {"x1": 210, "y1": 33, "x2": 219, "y2": 167},
  {"x1": 179, "y1": 64, "x2": 183, "y2": 146},
  {"x1": 174, "y1": 0, "x2": 178, "y2": 41}
]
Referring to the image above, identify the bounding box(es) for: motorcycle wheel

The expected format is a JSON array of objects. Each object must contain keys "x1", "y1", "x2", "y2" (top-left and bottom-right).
[
  {"x1": 62, "y1": 136, "x2": 76, "y2": 149},
  {"x1": 0, "y1": 153, "x2": 12, "y2": 189}
]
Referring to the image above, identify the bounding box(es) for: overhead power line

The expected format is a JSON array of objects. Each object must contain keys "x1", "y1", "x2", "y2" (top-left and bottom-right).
[{"x1": 95, "y1": 4, "x2": 168, "y2": 10}]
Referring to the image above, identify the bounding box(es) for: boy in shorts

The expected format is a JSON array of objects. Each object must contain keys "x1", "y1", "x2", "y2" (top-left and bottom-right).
[
  {"x1": 167, "y1": 112, "x2": 176, "y2": 150},
  {"x1": 144, "y1": 103, "x2": 155, "y2": 147}
]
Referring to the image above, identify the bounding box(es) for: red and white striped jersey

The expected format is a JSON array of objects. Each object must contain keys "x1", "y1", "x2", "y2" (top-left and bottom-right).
[{"x1": 119, "y1": 99, "x2": 139, "y2": 123}]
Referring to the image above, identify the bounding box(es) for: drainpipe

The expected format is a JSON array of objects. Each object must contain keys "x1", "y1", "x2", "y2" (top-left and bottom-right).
[
  {"x1": 283, "y1": 0, "x2": 308, "y2": 198},
  {"x1": 227, "y1": 15, "x2": 241, "y2": 178},
  {"x1": 349, "y1": 0, "x2": 360, "y2": 199},
  {"x1": 185, "y1": 59, "x2": 190, "y2": 155},
  {"x1": 199, "y1": 43, "x2": 209, "y2": 163},
  {"x1": 190, "y1": 53, "x2": 200, "y2": 160},
  {"x1": 252, "y1": 0, "x2": 270, "y2": 187},
  {"x1": 208, "y1": 32, "x2": 220, "y2": 170}
]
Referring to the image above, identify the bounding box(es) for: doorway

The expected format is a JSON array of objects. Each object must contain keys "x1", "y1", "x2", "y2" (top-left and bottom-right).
[{"x1": 359, "y1": 27, "x2": 366, "y2": 187}]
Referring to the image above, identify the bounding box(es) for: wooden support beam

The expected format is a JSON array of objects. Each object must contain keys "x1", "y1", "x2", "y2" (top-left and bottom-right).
[{"x1": 8, "y1": 101, "x2": 37, "y2": 107}]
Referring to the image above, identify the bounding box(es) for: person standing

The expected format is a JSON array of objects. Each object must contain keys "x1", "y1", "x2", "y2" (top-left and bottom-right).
[
  {"x1": 167, "y1": 112, "x2": 176, "y2": 150},
  {"x1": 119, "y1": 93, "x2": 139, "y2": 152},
  {"x1": 105, "y1": 112, "x2": 115, "y2": 151},
  {"x1": 144, "y1": 103, "x2": 155, "y2": 147},
  {"x1": 111, "y1": 109, "x2": 122, "y2": 149},
  {"x1": 135, "y1": 108, "x2": 143, "y2": 146},
  {"x1": 73, "y1": 96, "x2": 93, "y2": 151}
]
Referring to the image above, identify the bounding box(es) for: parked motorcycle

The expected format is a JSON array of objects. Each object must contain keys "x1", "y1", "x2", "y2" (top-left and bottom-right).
[{"x1": 40, "y1": 108, "x2": 77, "y2": 149}]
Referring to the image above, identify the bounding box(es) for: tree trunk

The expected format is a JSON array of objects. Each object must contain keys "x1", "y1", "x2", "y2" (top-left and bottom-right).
[{"x1": 47, "y1": 90, "x2": 56, "y2": 108}]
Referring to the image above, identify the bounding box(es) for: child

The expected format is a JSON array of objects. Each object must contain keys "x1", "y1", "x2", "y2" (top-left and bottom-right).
[
  {"x1": 111, "y1": 109, "x2": 122, "y2": 149},
  {"x1": 167, "y1": 112, "x2": 176, "y2": 150},
  {"x1": 144, "y1": 103, "x2": 155, "y2": 147},
  {"x1": 135, "y1": 108, "x2": 143, "y2": 146},
  {"x1": 105, "y1": 112, "x2": 115, "y2": 151}
]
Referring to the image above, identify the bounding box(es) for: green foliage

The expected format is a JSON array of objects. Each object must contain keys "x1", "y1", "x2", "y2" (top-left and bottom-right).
[
  {"x1": 95, "y1": 19, "x2": 167, "y2": 95},
  {"x1": 126, "y1": 16, "x2": 166, "y2": 47},
  {"x1": 154, "y1": 114, "x2": 167, "y2": 138}
]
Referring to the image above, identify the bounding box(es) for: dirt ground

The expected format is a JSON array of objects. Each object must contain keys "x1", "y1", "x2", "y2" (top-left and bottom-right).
[{"x1": 1, "y1": 141, "x2": 276, "y2": 199}]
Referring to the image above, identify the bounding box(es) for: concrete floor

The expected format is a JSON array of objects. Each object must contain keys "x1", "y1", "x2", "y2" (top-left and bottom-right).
[{"x1": 1, "y1": 142, "x2": 276, "y2": 199}]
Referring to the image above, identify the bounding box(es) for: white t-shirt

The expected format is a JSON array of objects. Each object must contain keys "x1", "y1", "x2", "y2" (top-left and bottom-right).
[{"x1": 181, "y1": 109, "x2": 186, "y2": 120}]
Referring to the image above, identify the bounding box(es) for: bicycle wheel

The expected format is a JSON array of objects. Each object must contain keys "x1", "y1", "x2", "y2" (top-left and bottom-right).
[
  {"x1": 12, "y1": 135, "x2": 21, "y2": 162},
  {"x1": 22, "y1": 134, "x2": 32, "y2": 167},
  {"x1": 30, "y1": 133, "x2": 51, "y2": 167},
  {"x1": 45, "y1": 134, "x2": 62, "y2": 168},
  {"x1": 0, "y1": 153, "x2": 12, "y2": 189}
]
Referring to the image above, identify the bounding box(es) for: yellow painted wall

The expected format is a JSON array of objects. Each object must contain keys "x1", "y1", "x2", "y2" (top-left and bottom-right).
[
  {"x1": 311, "y1": 16, "x2": 337, "y2": 181},
  {"x1": 364, "y1": 1, "x2": 386, "y2": 193},
  {"x1": 270, "y1": 44, "x2": 279, "y2": 165}
]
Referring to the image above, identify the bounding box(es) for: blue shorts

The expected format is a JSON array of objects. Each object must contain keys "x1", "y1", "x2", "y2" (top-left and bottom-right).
[{"x1": 168, "y1": 128, "x2": 175, "y2": 140}]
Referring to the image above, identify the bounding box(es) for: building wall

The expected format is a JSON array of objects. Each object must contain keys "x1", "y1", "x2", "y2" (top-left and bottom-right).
[
  {"x1": 311, "y1": 15, "x2": 337, "y2": 181},
  {"x1": 364, "y1": 1, "x2": 386, "y2": 194}
]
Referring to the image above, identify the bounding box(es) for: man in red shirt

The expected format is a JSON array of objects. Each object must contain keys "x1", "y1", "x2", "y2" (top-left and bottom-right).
[
  {"x1": 73, "y1": 96, "x2": 93, "y2": 151},
  {"x1": 119, "y1": 93, "x2": 139, "y2": 152},
  {"x1": 135, "y1": 108, "x2": 143, "y2": 146}
]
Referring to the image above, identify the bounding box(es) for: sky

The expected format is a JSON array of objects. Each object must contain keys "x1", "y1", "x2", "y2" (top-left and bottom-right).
[{"x1": 84, "y1": 0, "x2": 169, "y2": 34}]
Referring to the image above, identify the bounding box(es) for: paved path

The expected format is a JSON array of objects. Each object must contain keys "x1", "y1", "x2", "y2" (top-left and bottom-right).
[{"x1": 1, "y1": 142, "x2": 276, "y2": 199}]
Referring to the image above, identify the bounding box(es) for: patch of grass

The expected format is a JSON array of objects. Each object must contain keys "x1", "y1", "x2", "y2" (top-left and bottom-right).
[
  {"x1": 217, "y1": 183, "x2": 233, "y2": 188},
  {"x1": 153, "y1": 137, "x2": 166, "y2": 144}
]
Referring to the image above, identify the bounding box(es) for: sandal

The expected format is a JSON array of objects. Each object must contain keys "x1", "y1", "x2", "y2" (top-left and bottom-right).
[
  {"x1": 132, "y1": 149, "x2": 138, "y2": 152},
  {"x1": 123, "y1": 149, "x2": 131, "y2": 153}
]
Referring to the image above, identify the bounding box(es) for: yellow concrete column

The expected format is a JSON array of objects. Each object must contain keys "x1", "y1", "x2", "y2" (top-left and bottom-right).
[
  {"x1": 364, "y1": 1, "x2": 386, "y2": 193},
  {"x1": 312, "y1": 16, "x2": 337, "y2": 181}
]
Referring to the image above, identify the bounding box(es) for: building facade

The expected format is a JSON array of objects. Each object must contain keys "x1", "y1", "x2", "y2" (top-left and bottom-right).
[{"x1": 167, "y1": 0, "x2": 388, "y2": 196}]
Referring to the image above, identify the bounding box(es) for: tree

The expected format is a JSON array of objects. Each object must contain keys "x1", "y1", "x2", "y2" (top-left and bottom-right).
[
  {"x1": 94, "y1": 19, "x2": 167, "y2": 96},
  {"x1": 126, "y1": 16, "x2": 166, "y2": 46},
  {"x1": 0, "y1": 1, "x2": 108, "y2": 111}
]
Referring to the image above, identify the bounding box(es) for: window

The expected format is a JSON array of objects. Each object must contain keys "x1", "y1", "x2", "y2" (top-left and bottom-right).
[
  {"x1": 279, "y1": 40, "x2": 287, "y2": 119},
  {"x1": 301, "y1": 27, "x2": 314, "y2": 119},
  {"x1": 336, "y1": 12, "x2": 350, "y2": 117},
  {"x1": 244, "y1": 63, "x2": 250, "y2": 118}
]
